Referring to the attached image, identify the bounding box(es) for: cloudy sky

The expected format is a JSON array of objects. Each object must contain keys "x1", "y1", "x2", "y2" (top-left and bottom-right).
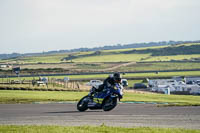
[{"x1": 0, "y1": 0, "x2": 200, "y2": 54}]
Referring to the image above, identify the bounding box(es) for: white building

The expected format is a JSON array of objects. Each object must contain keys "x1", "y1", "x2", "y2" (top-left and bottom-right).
[
  {"x1": 186, "y1": 84, "x2": 200, "y2": 94},
  {"x1": 184, "y1": 77, "x2": 200, "y2": 84},
  {"x1": 0, "y1": 65, "x2": 7, "y2": 68},
  {"x1": 149, "y1": 78, "x2": 200, "y2": 94},
  {"x1": 148, "y1": 79, "x2": 185, "y2": 88}
]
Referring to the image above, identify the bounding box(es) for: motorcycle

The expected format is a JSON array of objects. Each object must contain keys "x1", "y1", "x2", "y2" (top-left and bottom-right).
[{"x1": 77, "y1": 83, "x2": 123, "y2": 112}]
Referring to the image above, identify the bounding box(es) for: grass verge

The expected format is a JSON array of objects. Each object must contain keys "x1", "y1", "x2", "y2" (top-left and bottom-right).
[
  {"x1": 0, "y1": 90, "x2": 87, "y2": 103},
  {"x1": 123, "y1": 92, "x2": 200, "y2": 106},
  {"x1": 2, "y1": 70, "x2": 200, "y2": 83},
  {"x1": 0, "y1": 125, "x2": 200, "y2": 133},
  {"x1": 0, "y1": 90, "x2": 200, "y2": 106}
]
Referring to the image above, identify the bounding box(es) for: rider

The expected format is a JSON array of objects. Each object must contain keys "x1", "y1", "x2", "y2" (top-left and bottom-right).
[
  {"x1": 103, "y1": 72, "x2": 122, "y2": 89},
  {"x1": 89, "y1": 73, "x2": 122, "y2": 96}
]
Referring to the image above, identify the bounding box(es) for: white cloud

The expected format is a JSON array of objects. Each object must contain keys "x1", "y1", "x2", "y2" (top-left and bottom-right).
[{"x1": 0, "y1": 0, "x2": 200, "y2": 53}]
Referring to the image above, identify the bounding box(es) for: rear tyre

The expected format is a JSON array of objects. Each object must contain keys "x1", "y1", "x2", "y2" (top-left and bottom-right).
[
  {"x1": 77, "y1": 96, "x2": 89, "y2": 112},
  {"x1": 102, "y1": 97, "x2": 117, "y2": 111}
]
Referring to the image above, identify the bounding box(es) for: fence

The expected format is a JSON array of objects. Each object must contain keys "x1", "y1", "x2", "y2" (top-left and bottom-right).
[{"x1": 0, "y1": 77, "x2": 90, "y2": 91}]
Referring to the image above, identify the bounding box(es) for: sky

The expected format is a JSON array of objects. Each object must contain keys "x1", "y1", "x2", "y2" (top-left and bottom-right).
[{"x1": 0, "y1": 0, "x2": 200, "y2": 54}]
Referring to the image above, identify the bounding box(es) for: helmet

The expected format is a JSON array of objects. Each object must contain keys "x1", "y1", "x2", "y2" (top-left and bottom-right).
[{"x1": 113, "y1": 73, "x2": 122, "y2": 83}]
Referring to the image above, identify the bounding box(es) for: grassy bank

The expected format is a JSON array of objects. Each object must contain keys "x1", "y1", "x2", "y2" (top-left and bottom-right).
[
  {"x1": 1, "y1": 43, "x2": 200, "y2": 64},
  {"x1": 0, "y1": 125, "x2": 200, "y2": 133},
  {"x1": 0, "y1": 90, "x2": 87, "y2": 103},
  {"x1": 0, "y1": 90, "x2": 200, "y2": 106},
  {"x1": 2, "y1": 70, "x2": 200, "y2": 82},
  {"x1": 119, "y1": 62, "x2": 200, "y2": 71},
  {"x1": 123, "y1": 92, "x2": 200, "y2": 106}
]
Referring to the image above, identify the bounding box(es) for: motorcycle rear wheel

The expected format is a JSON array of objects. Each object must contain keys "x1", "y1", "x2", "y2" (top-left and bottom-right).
[
  {"x1": 102, "y1": 97, "x2": 117, "y2": 111},
  {"x1": 77, "y1": 96, "x2": 89, "y2": 112}
]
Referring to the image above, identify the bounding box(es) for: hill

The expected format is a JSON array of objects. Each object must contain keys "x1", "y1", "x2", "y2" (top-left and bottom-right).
[
  {"x1": 0, "y1": 42, "x2": 200, "y2": 64},
  {"x1": 0, "y1": 42, "x2": 200, "y2": 75},
  {"x1": 62, "y1": 43, "x2": 200, "y2": 62},
  {"x1": 0, "y1": 40, "x2": 200, "y2": 60}
]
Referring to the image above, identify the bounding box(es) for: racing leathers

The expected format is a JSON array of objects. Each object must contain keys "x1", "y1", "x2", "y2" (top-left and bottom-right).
[{"x1": 89, "y1": 75, "x2": 120, "y2": 97}]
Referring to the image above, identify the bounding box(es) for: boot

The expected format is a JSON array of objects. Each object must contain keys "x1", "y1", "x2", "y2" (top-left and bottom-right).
[{"x1": 88, "y1": 87, "x2": 96, "y2": 97}]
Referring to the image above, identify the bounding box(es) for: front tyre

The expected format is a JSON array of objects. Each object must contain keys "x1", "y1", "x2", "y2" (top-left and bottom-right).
[
  {"x1": 77, "y1": 96, "x2": 89, "y2": 112},
  {"x1": 102, "y1": 97, "x2": 117, "y2": 111}
]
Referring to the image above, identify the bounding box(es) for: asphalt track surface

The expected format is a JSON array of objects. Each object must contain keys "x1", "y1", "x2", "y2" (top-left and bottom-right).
[{"x1": 0, "y1": 103, "x2": 200, "y2": 129}]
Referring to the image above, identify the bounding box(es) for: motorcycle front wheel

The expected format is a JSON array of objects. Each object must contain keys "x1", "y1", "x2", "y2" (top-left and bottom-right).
[
  {"x1": 102, "y1": 97, "x2": 117, "y2": 111},
  {"x1": 77, "y1": 96, "x2": 89, "y2": 112}
]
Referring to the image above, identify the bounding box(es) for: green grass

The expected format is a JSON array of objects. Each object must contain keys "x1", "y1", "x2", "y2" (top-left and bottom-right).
[
  {"x1": 74, "y1": 63, "x2": 109, "y2": 69},
  {"x1": 0, "y1": 79, "x2": 142, "y2": 91},
  {"x1": 0, "y1": 125, "x2": 200, "y2": 133},
  {"x1": 2, "y1": 61, "x2": 200, "y2": 73},
  {"x1": 144, "y1": 54, "x2": 200, "y2": 62},
  {"x1": 21, "y1": 55, "x2": 65, "y2": 63},
  {"x1": 71, "y1": 54, "x2": 151, "y2": 62},
  {"x1": 0, "y1": 90, "x2": 88, "y2": 103},
  {"x1": 71, "y1": 43, "x2": 200, "y2": 62},
  {"x1": 123, "y1": 93, "x2": 200, "y2": 106},
  {"x1": 127, "y1": 80, "x2": 144, "y2": 87},
  {"x1": 0, "y1": 53, "x2": 68, "y2": 64},
  {"x1": 1, "y1": 43, "x2": 200, "y2": 64},
  {"x1": 1, "y1": 70, "x2": 200, "y2": 82},
  {"x1": 0, "y1": 90, "x2": 200, "y2": 106},
  {"x1": 124, "y1": 71, "x2": 200, "y2": 78},
  {"x1": 66, "y1": 71, "x2": 200, "y2": 79},
  {"x1": 0, "y1": 83, "x2": 84, "y2": 92},
  {"x1": 119, "y1": 62, "x2": 200, "y2": 71}
]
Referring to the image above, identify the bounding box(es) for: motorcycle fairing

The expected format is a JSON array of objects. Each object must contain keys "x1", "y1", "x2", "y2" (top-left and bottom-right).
[{"x1": 93, "y1": 98, "x2": 104, "y2": 104}]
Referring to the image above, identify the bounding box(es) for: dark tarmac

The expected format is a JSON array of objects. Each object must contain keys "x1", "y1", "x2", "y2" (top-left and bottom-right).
[{"x1": 0, "y1": 103, "x2": 200, "y2": 129}]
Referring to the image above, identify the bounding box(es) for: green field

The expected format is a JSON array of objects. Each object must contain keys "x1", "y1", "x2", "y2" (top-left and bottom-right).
[
  {"x1": 71, "y1": 53, "x2": 151, "y2": 62},
  {"x1": 0, "y1": 53, "x2": 67, "y2": 63},
  {"x1": 0, "y1": 125, "x2": 199, "y2": 133},
  {"x1": 3, "y1": 61, "x2": 200, "y2": 73},
  {"x1": 0, "y1": 90, "x2": 87, "y2": 103},
  {"x1": 0, "y1": 83, "x2": 84, "y2": 92},
  {"x1": 1, "y1": 43, "x2": 200, "y2": 64},
  {"x1": 123, "y1": 93, "x2": 200, "y2": 106},
  {"x1": 1, "y1": 62, "x2": 200, "y2": 77},
  {"x1": 1, "y1": 70, "x2": 200, "y2": 83},
  {"x1": 21, "y1": 54, "x2": 66, "y2": 63},
  {"x1": 74, "y1": 63, "x2": 109, "y2": 70},
  {"x1": 144, "y1": 54, "x2": 200, "y2": 62},
  {"x1": 119, "y1": 62, "x2": 200, "y2": 71},
  {"x1": 0, "y1": 90, "x2": 200, "y2": 106},
  {"x1": 0, "y1": 43, "x2": 200, "y2": 78},
  {"x1": 66, "y1": 54, "x2": 200, "y2": 63}
]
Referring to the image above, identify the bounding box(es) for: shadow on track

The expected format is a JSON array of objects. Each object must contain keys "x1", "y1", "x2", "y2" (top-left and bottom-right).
[{"x1": 45, "y1": 110, "x2": 103, "y2": 114}]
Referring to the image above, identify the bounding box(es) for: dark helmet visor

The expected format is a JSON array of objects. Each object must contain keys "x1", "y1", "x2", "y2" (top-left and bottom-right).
[{"x1": 115, "y1": 77, "x2": 121, "y2": 83}]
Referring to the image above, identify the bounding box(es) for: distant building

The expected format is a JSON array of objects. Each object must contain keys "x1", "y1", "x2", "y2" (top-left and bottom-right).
[
  {"x1": 184, "y1": 77, "x2": 200, "y2": 84},
  {"x1": 0, "y1": 65, "x2": 7, "y2": 68},
  {"x1": 149, "y1": 77, "x2": 200, "y2": 95}
]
